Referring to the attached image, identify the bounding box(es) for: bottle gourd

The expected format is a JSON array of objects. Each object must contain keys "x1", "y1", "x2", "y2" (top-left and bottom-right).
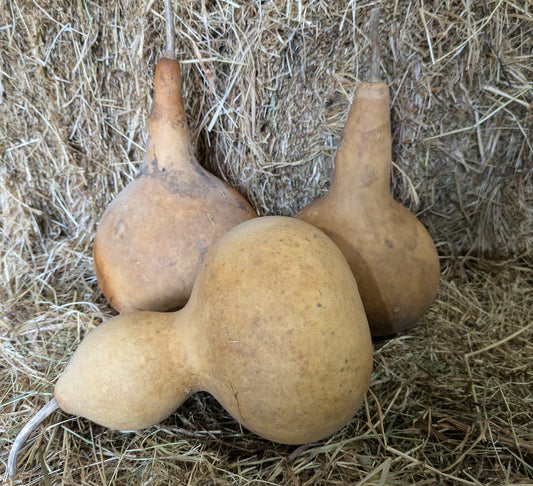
[
  {"x1": 8, "y1": 217, "x2": 373, "y2": 479},
  {"x1": 297, "y1": 10, "x2": 440, "y2": 337},
  {"x1": 93, "y1": 57, "x2": 256, "y2": 313}
]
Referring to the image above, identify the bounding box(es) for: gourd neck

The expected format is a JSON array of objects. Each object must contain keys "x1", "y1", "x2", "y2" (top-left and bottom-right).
[
  {"x1": 143, "y1": 58, "x2": 201, "y2": 176},
  {"x1": 169, "y1": 304, "x2": 208, "y2": 390},
  {"x1": 329, "y1": 81, "x2": 392, "y2": 201}
]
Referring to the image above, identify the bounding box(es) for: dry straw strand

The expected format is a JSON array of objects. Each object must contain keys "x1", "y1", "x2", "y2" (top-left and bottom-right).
[{"x1": 1, "y1": 0, "x2": 532, "y2": 484}]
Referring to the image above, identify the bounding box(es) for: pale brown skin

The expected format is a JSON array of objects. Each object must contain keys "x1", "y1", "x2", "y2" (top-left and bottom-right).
[
  {"x1": 93, "y1": 58, "x2": 256, "y2": 313},
  {"x1": 297, "y1": 82, "x2": 440, "y2": 337},
  {"x1": 56, "y1": 217, "x2": 373, "y2": 445}
]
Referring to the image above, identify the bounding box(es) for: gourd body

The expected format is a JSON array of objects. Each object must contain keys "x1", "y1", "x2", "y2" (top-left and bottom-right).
[
  {"x1": 56, "y1": 217, "x2": 373, "y2": 445},
  {"x1": 93, "y1": 58, "x2": 256, "y2": 313},
  {"x1": 297, "y1": 82, "x2": 440, "y2": 337}
]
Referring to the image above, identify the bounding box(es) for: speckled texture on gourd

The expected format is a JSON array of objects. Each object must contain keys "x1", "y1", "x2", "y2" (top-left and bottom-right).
[{"x1": 56, "y1": 217, "x2": 373, "y2": 445}]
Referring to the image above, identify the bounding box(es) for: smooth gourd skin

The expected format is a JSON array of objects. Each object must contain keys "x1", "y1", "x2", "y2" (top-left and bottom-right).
[
  {"x1": 56, "y1": 217, "x2": 373, "y2": 445},
  {"x1": 93, "y1": 58, "x2": 256, "y2": 313},
  {"x1": 297, "y1": 82, "x2": 440, "y2": 337}
]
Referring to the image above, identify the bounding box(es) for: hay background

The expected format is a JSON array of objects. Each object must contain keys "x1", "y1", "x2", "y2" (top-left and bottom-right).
[{"x1": 1, "y1": 0, "x2": 531, "y2": 485}]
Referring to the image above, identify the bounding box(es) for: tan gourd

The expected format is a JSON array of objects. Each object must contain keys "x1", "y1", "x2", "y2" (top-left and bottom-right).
[
  {"x1": 93, "y1": 8, "x2": 256, "y2": 313},
  {"x1": 296, "y1": 9, "x2": 440, "y2": 337},
  {"x1": 8, "y1": 217, "x2": 373, "y2": 478}
]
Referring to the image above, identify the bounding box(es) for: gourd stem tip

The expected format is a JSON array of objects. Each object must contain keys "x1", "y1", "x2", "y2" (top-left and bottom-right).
[
  {"x1": 6, "y1": 398, "x2": 59, "y2": 480},
  {"x1": 369, "y1": 7, "x2": 381, "y2": 82},
  {"x1": 165, "y1": 0, "x2": 175, "y2": 59}
]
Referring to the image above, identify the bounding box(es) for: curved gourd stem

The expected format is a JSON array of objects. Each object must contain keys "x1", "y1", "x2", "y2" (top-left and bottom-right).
[
  {"x1": 165, "y1": 0, "x2": 175, "y2": 59},
  {"x1": 7, "y1": 398, "x2": 59, "y2": 479}
]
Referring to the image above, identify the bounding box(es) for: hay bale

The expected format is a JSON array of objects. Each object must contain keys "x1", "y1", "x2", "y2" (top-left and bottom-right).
[{"x1": 1, "y1": 1, "x2": 531, "y2": 484}]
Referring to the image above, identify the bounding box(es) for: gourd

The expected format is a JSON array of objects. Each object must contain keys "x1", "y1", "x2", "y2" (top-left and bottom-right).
[
  {"x1": 7, "y1": 217, "x2": 373, "y2": 479},
  {"x1": 93, "y1": 5, "x2": 256, "y2": 313},
  {"x1": 296, "y1": 9, "x2": 440, "y2": 337}
]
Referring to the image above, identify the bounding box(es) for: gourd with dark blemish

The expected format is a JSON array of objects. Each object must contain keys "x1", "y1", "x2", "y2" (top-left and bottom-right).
[{"x1": 93, "y1": 58, "x2": 256, "y2": 313}]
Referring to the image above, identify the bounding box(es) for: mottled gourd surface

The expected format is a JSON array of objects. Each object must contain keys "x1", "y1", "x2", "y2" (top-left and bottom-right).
[
  {"x1": 93, "y1": 58, "x2": 256, "y2": 313},
  {"x1": 56, "y1": 216, "x2": 373, "y2": 445}
]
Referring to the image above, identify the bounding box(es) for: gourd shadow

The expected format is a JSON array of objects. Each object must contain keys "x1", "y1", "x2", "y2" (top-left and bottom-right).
[
  {"x1": 318, "y1": 229, "x2": 421, "y2": 340},
  {"x1": 159, "y1": 391, "x2": 368, "y2": 471},
  {"x1": 162, "y1": 392, "x2": 299, "y2": 459},
  {"x1": 313, "y1": 229, "x2": 390, "y2": 337}
]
